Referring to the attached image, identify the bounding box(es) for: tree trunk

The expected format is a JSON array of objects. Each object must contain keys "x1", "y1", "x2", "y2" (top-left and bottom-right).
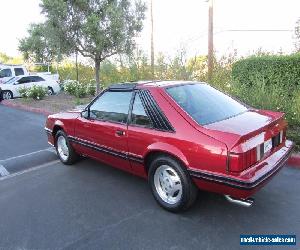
[
  {"x1": 95, "y1": 59, "x2": 101, "y2": 94},
  {"x1": 75, "y1": 51, "x2": 79, "y2": 82}
]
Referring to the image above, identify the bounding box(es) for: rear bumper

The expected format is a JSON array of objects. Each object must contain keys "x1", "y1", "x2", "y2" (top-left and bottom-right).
[{"x1": 190, "y1": 140, "x2": 294, "y2": 198}]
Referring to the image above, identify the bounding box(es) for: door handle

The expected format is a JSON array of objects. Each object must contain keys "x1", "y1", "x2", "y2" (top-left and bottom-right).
[{"x1": 115, "y1": 130, "x2": 125, "y2": 136}]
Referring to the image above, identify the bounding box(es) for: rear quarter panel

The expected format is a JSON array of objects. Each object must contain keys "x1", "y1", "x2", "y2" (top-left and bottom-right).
[{"x1": 128, "y1": 87, "x2": 229, "y2": 177}]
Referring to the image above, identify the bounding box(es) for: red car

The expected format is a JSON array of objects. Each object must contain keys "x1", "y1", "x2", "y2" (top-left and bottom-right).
[{"x1": 45, "y1": 81, "x2": 293, "y2": 212}]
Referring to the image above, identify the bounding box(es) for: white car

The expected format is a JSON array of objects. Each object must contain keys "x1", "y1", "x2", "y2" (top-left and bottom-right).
[
  {"x1": 0, "y1": 65, "x2": 29, "y2": 84},
  {"x1": 0, "y1": 75, "x2": 60, "y2": 100}
]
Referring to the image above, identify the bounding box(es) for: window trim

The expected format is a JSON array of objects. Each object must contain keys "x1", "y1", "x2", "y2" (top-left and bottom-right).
[
  {"x1": 86, "y1": 89, "x2": 134, "y2": 125},
  {"x1": 128, "y1": 90, "x2": 175, "y2": 133},
  {"x1": 128, "y1": 91, "x2": 154, "y2": 129},
  {"x1": 83, "y1": 87, "x2": 175, "y2": 132}
]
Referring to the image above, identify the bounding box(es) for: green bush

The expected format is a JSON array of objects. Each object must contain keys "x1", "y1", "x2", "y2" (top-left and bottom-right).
[
  {"x1": 75, "y1": 83, "x2": 88, "y2": 98},
  {"x1": 232, "y1": 54, "x2": 300, "y2": 90},
  {"x1": 86, "y1": 81, "x2": 97, "y2": 96},
  {"x1": 230, "y1": 77, "x2": 300, "y2": 150},
  {"x1": 231, "y1": 53, "x2": 300, "y2": 149},
  {"x1": 26, "y1": 85, "x2": 47, "y2": 100},
  {"x1": 63, "y1": 80, "x2": 97, "y2": 97},
  {"x1": 18, "y1": 85, "x2": 47, "y2": 100},
  {"x1": 63, "y1": 80, "x2": 77, "y2": 95},
  {"x1": 19, "y1": 87, "x2": 29, "y2": 98}
]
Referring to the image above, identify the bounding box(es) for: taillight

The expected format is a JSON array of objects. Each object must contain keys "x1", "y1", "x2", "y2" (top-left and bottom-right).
[
  {"x1": 230, "y1": 130, "x2": 285, "y2": 172},
  {"x1": 230, "y1": 148, "x2": 257, "y2": 172}
]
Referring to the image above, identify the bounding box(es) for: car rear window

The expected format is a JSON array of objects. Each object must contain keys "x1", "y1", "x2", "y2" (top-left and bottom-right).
[{"x1": 166, "y1": 83, "x2": 247, "y2": 125}]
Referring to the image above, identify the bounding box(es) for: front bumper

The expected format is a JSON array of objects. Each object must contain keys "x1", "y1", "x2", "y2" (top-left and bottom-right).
[
  {"x1": 190, "y1": 140, "x2": 294, "y2": 199},
  {"x1": 45, "y1": 127, "x2": 55, "y2": 146}
]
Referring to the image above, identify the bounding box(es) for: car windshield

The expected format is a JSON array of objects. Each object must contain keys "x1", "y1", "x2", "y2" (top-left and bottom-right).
[
  {"x1": 4, "y1": 77, "x2": 17, "y2": 84},
  {"x1": 166, "y1": 83, "x2": 248, "y2": 125}
]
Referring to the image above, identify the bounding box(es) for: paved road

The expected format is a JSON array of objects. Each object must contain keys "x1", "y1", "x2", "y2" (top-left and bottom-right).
[{"x1": 0, "y1": 105, "x2": 299, "y2": 250}]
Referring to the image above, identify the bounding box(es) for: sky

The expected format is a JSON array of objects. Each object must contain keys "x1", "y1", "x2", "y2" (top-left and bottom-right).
[{"x1": 0, "y1": 0, "x2": 299, "y2": 60}]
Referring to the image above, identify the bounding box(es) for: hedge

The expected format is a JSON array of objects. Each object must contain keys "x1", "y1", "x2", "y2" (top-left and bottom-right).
[{"x1": 232, "y1": 54, "x2": 300, "y2": 89}]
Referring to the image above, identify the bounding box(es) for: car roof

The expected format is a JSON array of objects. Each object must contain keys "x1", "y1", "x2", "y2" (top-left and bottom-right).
[{"x1": 108, "y1": 80, "x2": 204, "y2": 91}]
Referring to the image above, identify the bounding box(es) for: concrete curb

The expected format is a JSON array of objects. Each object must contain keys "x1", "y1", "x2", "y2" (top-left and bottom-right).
[
  {"x1": 1, "y1": 99, "x2": 300, "y2": 168},
  {"x1": 1, "y1": 100, "x2": 52, "y2": 116}
]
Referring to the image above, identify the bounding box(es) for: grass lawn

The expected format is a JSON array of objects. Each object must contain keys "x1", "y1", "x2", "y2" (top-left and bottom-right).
[{"x1": 10, "y1": 92, "x2": 94, "y2": 114}]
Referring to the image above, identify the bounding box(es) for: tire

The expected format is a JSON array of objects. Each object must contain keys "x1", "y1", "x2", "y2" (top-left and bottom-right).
[
  {"x1": 55, "y1": 130, "x2": 79, "y2": 165},
  {"x1": 1, "y1": 90, "x2": 13, "y2": 100},
  {"x1": 148, "y1": 155, "x2": 198, "y2": 212},
  {"x1": 47, "y1": 87, "x2": 54, "y2": 96}
]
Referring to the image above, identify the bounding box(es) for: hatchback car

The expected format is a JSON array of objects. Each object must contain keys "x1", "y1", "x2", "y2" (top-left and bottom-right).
[
  {"x1": 0, "y1": 75, "x2": 60, "y2": 100},
  {"x1": 45, "y1": 81, "x2": 293, "y2": 212}
]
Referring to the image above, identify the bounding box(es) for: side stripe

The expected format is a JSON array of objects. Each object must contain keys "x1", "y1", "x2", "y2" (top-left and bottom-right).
[{"x1": 68, "y1": 136, "x2": 144, "y2": 164}]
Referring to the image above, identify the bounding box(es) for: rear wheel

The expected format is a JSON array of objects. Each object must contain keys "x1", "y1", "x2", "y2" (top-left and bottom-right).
[
  {"x1": 1, "y1": 90, "x2": 13, "y2": 100},
  {"x1": 55, "y1": 130, "x2": 79, "y2": 165},
  {"x1": 47, "y1": 87, "x2": 54, "y2": 95},
  {"x1": 148, "y1": 155, "x2": 198, "y2": 212}
]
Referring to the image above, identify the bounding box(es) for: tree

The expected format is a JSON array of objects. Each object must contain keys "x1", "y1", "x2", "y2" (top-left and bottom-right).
[
  {"x1": 40, "y1": 0, "x2": 146, "y2": 93},
  {"x1": 0, "y1": 52, "x2": 23, "y2": 65},
  {"x1": 0, "y1": 52, "x2": 11, "y2": 64},
  {"x1": 19, "y1": 23, "x2": 70, "y2": 64}
]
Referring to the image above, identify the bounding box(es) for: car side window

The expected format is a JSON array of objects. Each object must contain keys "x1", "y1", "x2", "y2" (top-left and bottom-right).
[
  {"x1": 89, "y1": 91, "x2": 132, "y2": 123},
  {"x1": 131, "y1": 93, "x2": 151, "y2": 127},
  {"x1": 14, "y1": 68, "x2": 24, "y2": 76},
  {"x1": 31, "y1": 76, "x2": 44, "y2": 82},
  {"x1": 0, "y1": 69, "x2": 12, "y2": 78},
  {"x1": 17, "y1": 77, "x2": 31, "y2": 84}
]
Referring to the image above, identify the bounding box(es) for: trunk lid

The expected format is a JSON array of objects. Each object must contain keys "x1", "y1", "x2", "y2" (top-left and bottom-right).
[
  {"x1": 204, "y1": 109, "x2": 286, "y2": 149},
  {"x1": 203, "y1": 109, "x2": 287, "y2": 172}
]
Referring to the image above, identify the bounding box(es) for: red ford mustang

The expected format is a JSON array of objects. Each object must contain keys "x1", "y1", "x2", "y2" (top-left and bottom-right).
[{"x1": 45, "y1": 81, "x2": 293, "y2": 212}]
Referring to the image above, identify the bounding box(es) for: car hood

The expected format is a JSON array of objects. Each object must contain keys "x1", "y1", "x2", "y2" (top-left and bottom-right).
[
  {"x1": 203, "y1": 109, "x2": 285, "y2": 149},
  {"x1": 48, "y1": 110, "x2": 81, "y2": 120}
]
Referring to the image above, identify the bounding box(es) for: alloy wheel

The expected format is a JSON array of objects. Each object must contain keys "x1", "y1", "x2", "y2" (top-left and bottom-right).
[
  {"x1": 154, "y1": 165, "x2": 183, "y2": 205},
  {"x1": 3, "y1": 92, "x2": 12, "y2": 100},
  {"x1": 57, "y1": 135, "x2": 69, "y2": 161}
]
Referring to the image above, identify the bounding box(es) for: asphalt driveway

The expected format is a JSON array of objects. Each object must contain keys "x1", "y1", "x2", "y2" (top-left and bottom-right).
[{"x1": 0, "y1": 105, "x2": 299, "y2": 250}]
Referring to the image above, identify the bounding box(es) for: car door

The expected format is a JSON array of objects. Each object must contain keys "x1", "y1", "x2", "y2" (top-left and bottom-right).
[
  {"x1": 74, "y1": 90, "x2": 133, "y2": 172},
  {"x1": 13, "y1": 76, "x2": 33, "y2": 97}
]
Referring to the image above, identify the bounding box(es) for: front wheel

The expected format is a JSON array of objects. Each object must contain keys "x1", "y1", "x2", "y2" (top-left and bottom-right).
[
  {"x1": 148, "y1": 155, "x2": 198, "y2": 212},
  {"x1": 1, "y1": 90, "x2": 13, "y2": 100},
  {"x1": 55, "y1": 130, "x2": 79, "y2": 165}
]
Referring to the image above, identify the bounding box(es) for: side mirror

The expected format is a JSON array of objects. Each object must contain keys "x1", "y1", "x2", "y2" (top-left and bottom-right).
[{"x1": 81, "y1": 109, "x2": 89, "y2": 119}]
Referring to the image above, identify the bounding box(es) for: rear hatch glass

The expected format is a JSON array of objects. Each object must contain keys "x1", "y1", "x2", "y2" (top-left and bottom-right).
[{"x1": 166, "y1": 83, "x2": 248, "y2": 125}]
